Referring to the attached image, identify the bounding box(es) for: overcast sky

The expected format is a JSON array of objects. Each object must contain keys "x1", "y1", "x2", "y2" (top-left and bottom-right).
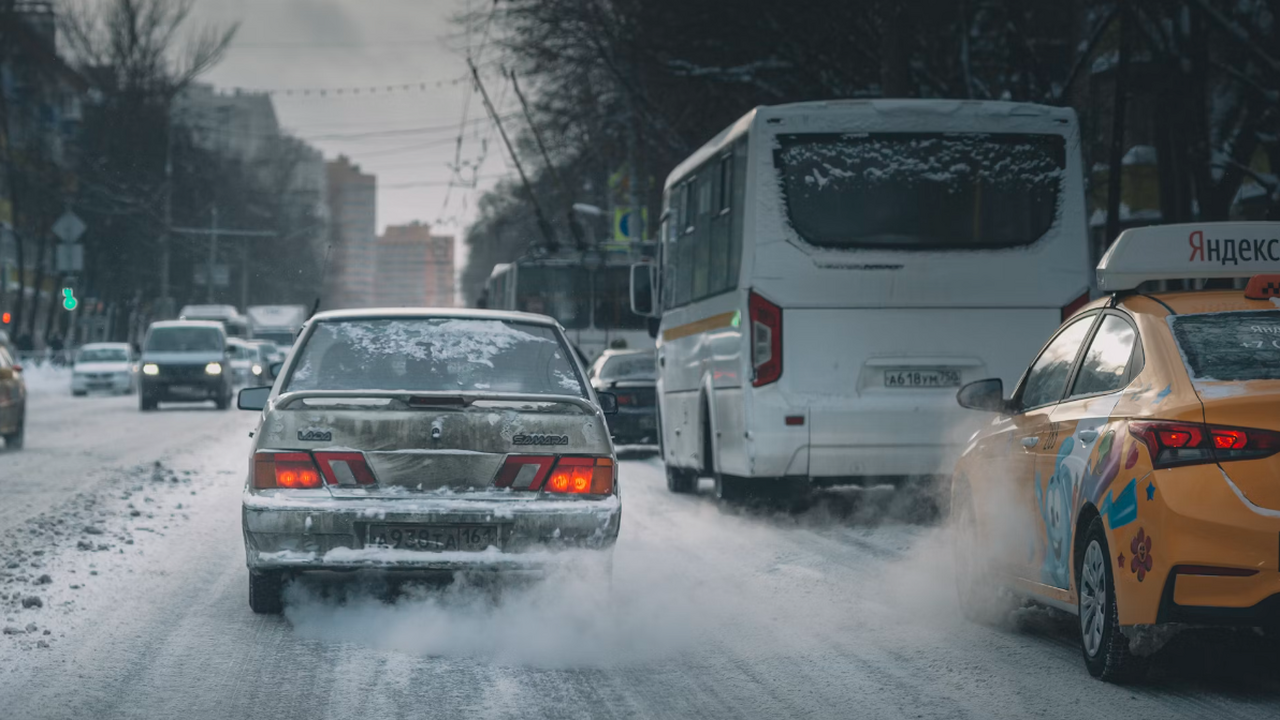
[{"x1": 191, "y1": 0, "x2": 512, "y2": 247}]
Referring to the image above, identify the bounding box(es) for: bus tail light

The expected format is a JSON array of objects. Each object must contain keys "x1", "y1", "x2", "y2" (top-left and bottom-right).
[
  {"x1": 749, "y1": 290, "x2": 782, "y2": 387},
  {"x1": 1062, "y1": 291, "x2": 1091, "y2": 322},
  {"x1": 253, "y1": 452, "x2": 323, "y2": 489},
  {"x1": 1129, "y1": 421, "x2": 1280, "y2": 469}
]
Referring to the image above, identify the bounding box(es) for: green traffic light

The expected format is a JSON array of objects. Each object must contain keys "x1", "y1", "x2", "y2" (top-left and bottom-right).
[{"x1": 62, "y1": 288, "x2": 77, "y2": 311}]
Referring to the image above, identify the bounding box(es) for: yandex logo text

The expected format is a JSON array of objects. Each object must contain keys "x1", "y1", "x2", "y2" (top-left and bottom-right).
[{"x1": 1188, "y1": 229, "x2": 1280, "y2": 266}]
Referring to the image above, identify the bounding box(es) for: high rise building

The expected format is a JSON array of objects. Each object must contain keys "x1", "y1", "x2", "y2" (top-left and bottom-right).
[
  {"x1": 374, "y1": 222, "x2": 455, "y2": 308},
  {"x1": 325, "y1": 157, "x2": 377, "y2": 309}
]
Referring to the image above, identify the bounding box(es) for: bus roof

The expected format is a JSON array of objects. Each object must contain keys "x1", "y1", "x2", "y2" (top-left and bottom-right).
[
  {"x1": 666, "y1": 99, "x2": 1079, "y2": 191},
  {"x1": 1097, "y1": 222, "x2": 1280, "y2": 291}
]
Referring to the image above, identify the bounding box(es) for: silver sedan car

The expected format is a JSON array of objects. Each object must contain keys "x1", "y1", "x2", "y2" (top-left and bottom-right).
[{"x1": 237, "y1": 308, "x2": 622, "y2": 614}]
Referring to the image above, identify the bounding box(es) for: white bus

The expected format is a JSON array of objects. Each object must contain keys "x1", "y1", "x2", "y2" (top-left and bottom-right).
[
  {"x1": 631, "y1": 99, "x2": 1091, "y2": 500},
  {"x1": 485, "y1": 251, "x2": 655, "y2": 362}
]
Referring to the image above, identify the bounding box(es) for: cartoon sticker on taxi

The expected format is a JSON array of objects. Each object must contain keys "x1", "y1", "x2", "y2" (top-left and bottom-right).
[{"x1": 952, "y1": 222, "x2": 1280, "y2": 683}]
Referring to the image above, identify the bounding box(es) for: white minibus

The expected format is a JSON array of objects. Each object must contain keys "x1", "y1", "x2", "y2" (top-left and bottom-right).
[{"x1": 631, "y1": 99, "x2": 1091, "y2": 500}]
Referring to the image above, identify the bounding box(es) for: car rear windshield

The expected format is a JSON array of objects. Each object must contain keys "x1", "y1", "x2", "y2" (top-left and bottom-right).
[
  {"x1": 145, "y1": 327, "x2": 223, "y2": 352},
  {"x1": 774, "y1": 132, "x2": 1065, "y2": 250},
  {"x1": 285, "y1": 318, "x2": 586, "y2": 396},
  {"x1": 1170, "y1": 311, "x2": 1280, "y2": 382},
  {"x1": 600, "y1": 353, "x2": 656, "y2": 380},
  {"x1": 77, "y1": 348, "x2": 128, "y2": 363}
]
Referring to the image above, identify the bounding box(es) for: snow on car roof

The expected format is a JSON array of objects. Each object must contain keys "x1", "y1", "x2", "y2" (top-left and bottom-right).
[
  {"x1": 310, "y1": 307, "x2": 561, "y2": 327},
  {"x1": 1097, "y1": 222, "x2": 1280, "y2": 292},
  {"x1": 149, "y1": 320, "x2": 225, "y2": 331}
]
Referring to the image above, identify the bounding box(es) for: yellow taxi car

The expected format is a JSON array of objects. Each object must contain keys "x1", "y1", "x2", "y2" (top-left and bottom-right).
[{"x1": 952, "y1": 222, "x2": 1280, "y2": 682}]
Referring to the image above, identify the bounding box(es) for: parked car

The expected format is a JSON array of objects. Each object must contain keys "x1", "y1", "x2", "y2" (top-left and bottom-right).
[
  {"x1": 0, "y1": 344, "x2": 25, "y2": 449},
  {"x1": 71, "y1": 342, "x2": 138, "y2": 396},
  {"x1": 589, "y1": 349, "x2": 658, "y2": 445},
  {"x1": 138, "y1": 321, "x2": 233, "y2": 411}
]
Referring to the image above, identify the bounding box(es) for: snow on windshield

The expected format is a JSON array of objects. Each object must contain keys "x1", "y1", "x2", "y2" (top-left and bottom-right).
[
  {"x1": 1170, "y1": 311, "x2": 1280, "y2": 382},
  {"x1": 775, "y1": 132, "x2": 1065, "y2": 250},
  {"x1": 286, "y1": 318, "x2": 586, "y2": 396}
]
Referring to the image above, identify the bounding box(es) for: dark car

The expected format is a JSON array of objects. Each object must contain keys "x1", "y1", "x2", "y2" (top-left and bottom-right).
[
  {"x1": 138, "y1": 320, "x2": 234, "y2": 411},
  {"x1": 588, "y1": 349, "x2": 657, "y2": 445},
  {"x1": 0, "y1": 344, "x2": 25, "y2": 449}
]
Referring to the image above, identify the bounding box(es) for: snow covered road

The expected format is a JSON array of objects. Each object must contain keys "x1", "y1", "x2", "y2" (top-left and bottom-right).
[{"x1": 1, "y1": 391, "x2": 1279, "y2": 719}]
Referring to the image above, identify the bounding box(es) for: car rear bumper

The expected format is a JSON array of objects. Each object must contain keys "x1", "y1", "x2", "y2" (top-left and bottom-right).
[
  {"x1": 242, "y1": 490, "x2": 621, "y2": 572},
  {"x1": 605, "y1": 407, "x2": 657, "y2": 443}
]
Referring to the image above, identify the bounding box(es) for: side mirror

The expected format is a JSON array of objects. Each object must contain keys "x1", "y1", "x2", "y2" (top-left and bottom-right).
[
  {"x1": 646, "y1": 316, "x2": 660, "y2": 340},
  {"x1": 629, "y1": 262, "x2": 658, "y2": 317},
  {"x1": 269, "y1": 361, "x2": 284, "y2": 378},
  {"x1": 597, "y1": 391, "x2": 618, "y2": 416},
  {"x1": 956, "y1": 378, "x2": 1008, "y2": 413},
  {"x1": 238, "y1": 386, "x2": 271, "y2": 411}
]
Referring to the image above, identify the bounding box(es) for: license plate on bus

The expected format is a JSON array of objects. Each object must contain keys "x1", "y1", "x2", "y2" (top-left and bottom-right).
[
  {"x1": 883, "y1": 368, "x2": 961, "y2": 388},
  {"x1": 366, "y1": 524, "x2": 498, "y2": 552}
]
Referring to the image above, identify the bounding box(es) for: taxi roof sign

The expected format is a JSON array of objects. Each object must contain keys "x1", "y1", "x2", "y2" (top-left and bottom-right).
[{"x1": 1097, "y1": 222, "x2": 1280, "y2": 292}]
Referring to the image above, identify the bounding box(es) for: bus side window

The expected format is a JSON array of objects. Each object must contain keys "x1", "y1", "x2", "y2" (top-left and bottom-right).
[
  {"x1": 692, "y1": 172, "x2": 713, "y2": 299},
  {"x1": 728, "y1": 136, "x2": 748, "y2": 291},
  {"x1": 675, "y1": 180, "x2": 695, "y2": 306},
  {"x1": 661, "y1": 192, "x2": 678, "y2": 310},
  {"x1": 709, "y1": 154, "x2": 733, "y2": 295}
]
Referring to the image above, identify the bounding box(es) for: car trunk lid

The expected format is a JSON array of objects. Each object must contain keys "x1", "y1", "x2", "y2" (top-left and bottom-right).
[{"x1": 1198, "y1": 382, "x2": 1280, "y2": 511}]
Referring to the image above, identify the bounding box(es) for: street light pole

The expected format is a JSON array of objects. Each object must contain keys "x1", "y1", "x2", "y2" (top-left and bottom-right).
[
  {"x1": 160, "y1": 106, "x2": 174, "y2": 317},
  {"x1": 206, "y1": 205, "x2": 219, "y2": 303}
]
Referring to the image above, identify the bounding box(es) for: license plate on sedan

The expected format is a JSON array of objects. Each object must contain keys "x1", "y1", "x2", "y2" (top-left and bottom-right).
[
  {"x1": 366, "y1": 525, "x2": 498, "y2": 552},
  {"x1": 883, "y1": 368, "x2": 961, "y2": 388}
]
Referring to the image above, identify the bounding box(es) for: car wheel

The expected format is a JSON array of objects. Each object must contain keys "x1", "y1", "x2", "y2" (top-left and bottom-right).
[
  {"x1": 215, "y1": 390, "x2": 230, "y2": 411},
  {"x1": 952, "y1": 479, "x2": 1008, "y2": 625},
  {"x1": 3, "y1": 419, "x2": 24, "y2": 451},
  {"x1": 248, "y1": 570, "x2": 285, "y2": 615},
  {"x1": 1078, "y1": 516, "x2": 1148, "y2": 682},
  {"x1": 140, "y1": 393, "x2": 157, "y2": 411},
  {"x1": 665, "y1": 464, "x2": 697, "y2": 494}
]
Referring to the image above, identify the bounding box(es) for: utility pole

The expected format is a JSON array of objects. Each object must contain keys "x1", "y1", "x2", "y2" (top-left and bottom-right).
[
  {"x1": 159, "y1": 105, "x2": 174, "y2": 317},
  {"x1": 207, "y1": 205, "x2": 219, "y2": 302},
  {"x1": 468, "y1": 58, "x2": 558, "y2": 253}
]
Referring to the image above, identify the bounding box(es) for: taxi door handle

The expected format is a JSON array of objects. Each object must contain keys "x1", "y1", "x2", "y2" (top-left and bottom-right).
[
  {"x1": 1078, "y1": 429, "x2": 1099, "y2": 443},
  {"x1": 1020, "y1": 436, "x2": 1039, "y2": 448}
]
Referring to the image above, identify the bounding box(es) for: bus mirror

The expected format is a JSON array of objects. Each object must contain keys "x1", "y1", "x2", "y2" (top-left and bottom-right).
[{"x1": 630, "y1": 263, "x2": 658, "y2": 317}]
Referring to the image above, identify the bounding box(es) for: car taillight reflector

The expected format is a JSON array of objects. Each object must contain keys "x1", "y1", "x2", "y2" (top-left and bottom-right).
[
  {"x1": 1129, "y1": 421, "x2": 1280, "y2": 469},
  {"x1": 254, "y1": 451, "x2": 322, "y2": 489},
  {"x1": 749, "y1": 290, "x2": 782, "y2": 387},
  {"x1": 542, "y1": 457, "x2": 614, "y2": 495},
  {"x1": 494, "y1": 455, "x2": 555, "y2": 490},
  {"x1": 313, "y1": 451, "x2": 378, "y2": 486},
  {"x1": 1062, "y1": 290, "x2": 1091, "y2": 322}
]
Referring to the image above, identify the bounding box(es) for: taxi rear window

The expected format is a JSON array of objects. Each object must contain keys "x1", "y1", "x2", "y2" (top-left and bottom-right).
[{"x1": 1170, "y1": 311, "x2": 1280, "y2": 382}]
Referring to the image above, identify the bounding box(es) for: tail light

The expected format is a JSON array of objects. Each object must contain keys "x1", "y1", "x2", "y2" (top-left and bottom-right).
[
  {"x1": 616, "y1": 393, "x2": 635, "y2": 406},
  {"x1": 313, "y1": 451, "x2": 378, "y2": 486},
  {"x1": 749, "y1": 290, "x2": 782, "y2": 387},
  {"x1": 253, "y1": 451, "x2": 323, "y2": 489},
  {"x1": 495, "y1": 455, "x2": 615, "y2": 494},
  {"x1": 1129, "y1": 421, "x2": 1280, "y2": 469},
  {"x1": 1062, "y1": 290, "x2": 1090, "y2": 322}
]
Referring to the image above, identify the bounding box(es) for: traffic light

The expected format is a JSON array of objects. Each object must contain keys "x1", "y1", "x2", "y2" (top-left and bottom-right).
[
  {"x1": 62, "y1": 288, "x2": 77, "y2": 311},
  {"x1": 1, "y1": 311, "x2": 10, "y2": 324}
]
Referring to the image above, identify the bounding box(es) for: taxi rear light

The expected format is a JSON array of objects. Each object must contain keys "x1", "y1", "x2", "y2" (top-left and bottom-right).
[
  {"x1": 1062, "y1": 290, "x2": 1091, "y2": 322},
  {"x1": 1244, "y1": 274, "x2": 1280, "y2": 300},
  {"x1": 253, "y1": 451, "x2": 322, "y2": 490},
  {"x1": 543, "y1": 457, "x2": 615, "y2": 495},
  {"x1": 313, "y1": 451, "x2": 378, "y2": 486},
  {"x1": 749, "y1": 290, "x2": 782, "y2": 388},
  {"x1": 1129, "y1": 421, "x2": 1280, "y2": 469}
]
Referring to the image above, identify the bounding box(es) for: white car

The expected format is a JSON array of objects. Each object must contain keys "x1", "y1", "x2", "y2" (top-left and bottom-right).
[
  {"x1": 236, "y1": 308, "x2": 622, "y2": 614},
  {"x1": 71, "y1": 343, "x2": 138, "y2": 396},
  {"x1": 225, "y1": 338, "x2": 268, "y2": 387}
]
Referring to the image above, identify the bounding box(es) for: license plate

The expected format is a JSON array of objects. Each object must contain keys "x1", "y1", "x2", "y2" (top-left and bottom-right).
[
  {"x1": 883, "y1": 368, "x2": 961, "y2": 388},
  {"x1": 366, "y1": 524, "x2": 498, "y2": 552}
]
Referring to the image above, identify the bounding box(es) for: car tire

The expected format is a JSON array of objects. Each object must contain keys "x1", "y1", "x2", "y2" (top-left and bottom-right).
[
  {"x1": 1078, "y1": 516, "x2": 1148, "y2": 682},
  {"x1": 248, "y1": 570, "x2": 285, "y2": 615},
  {"x1": 952, "y1": 478, "x2": 1010, "y2": 626},
  {"x1": 3, "y1": 419, "x2": 24, "y2": 451},
  {"x1": 140, "y1": 393, "x2": 157, "y2": 412},
  {"x1": 215, "y1": 389, "x2": 230, "y2": 411}
]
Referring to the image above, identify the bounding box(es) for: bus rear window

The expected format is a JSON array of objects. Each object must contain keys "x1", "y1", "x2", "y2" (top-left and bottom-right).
[
  {"x1": 774, "y1": 133, "x2": 1065, "y2": 251},
  {"x1": 1170, "y1": 311, "x2": 1280, "y2": 382}
]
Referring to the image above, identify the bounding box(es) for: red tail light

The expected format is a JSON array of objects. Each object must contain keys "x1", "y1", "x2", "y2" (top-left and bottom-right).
[
  {"x1": 1129, "y1": 421, "x2": 1280, "y2": 469},
  {"x1": 500, "y1": 456, "x2": 614, "y2": 494},
  {"x1": 749, "y1": 290, "x2": 782, "y2": 387},
  {"x1": 1062, "y1": 290, "x2": 1090, "y2": 322},
  {"x1": 616, "y1": 393, "x2": 635, "y2": 406},
  {"x1": 253, "y1": 451, "x2": 323, "y2": 489},
  {"x1": 493, "y1": 455, "x2": 555, "y2": 490},
  {"x1": 313, "y1": 451, "x2": 378, "y2": 486}
]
